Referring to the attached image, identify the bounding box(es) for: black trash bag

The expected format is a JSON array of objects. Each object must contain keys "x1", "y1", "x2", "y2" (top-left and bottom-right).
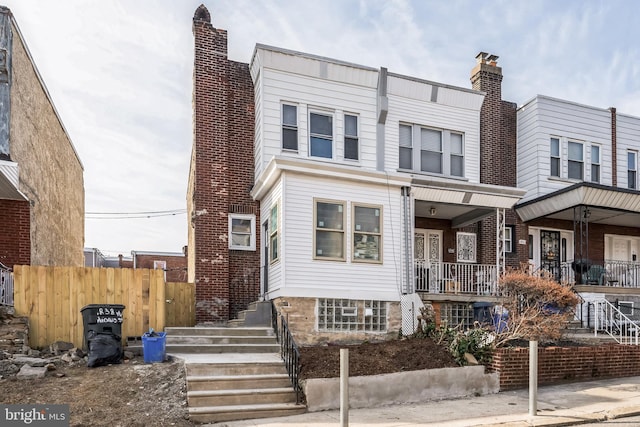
[{"x1": 87, "y1": 332, "x2": 123, "y2": 368}]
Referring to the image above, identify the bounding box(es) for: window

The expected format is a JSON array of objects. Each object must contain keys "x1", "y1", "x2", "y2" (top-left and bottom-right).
[
  {"x1": 528, "y1": 234, "x2": 534, "y2": 260},
  {"x1": 421, "y1": 128, "x2": 442, "y2": 173},
  {"x1": 269, "y1": 205, "x2": 279, "y2": 262},
  {"x1": 309, "y1": 112, "x2": 333, "y2": 158},
  {"x1": 353, "y1": 204, "x2": 382, "y2": 262},
  {"x1": 629, "y1": 151, "x2": 637, "y2": 189},
  {"x1": 619, "y1": 301, "x2": 634, "y2": 316},
  {"x1": 591, "y1": 145, "x2": 600, "y2": 183},
  {"x1": 153, "y1": 260, "x2": 167, "y2": 280},
  {"x1": 568, "y1": 141, "x2": 583, "y2": 180},
  {"x1": 282, "y1": 104, "x2": 298, "y2": 151},
  {"x1": 344, "y1": 114, "x2": 359, "y2": 160},
  {"x1": 314, "y1": 200, "x2": 345, "y2": 260},
  {"x1": 504, "y1": 226, "x2": 514, "y2": 253},
  {"x1": 399, "y1": 124, "x2": 412, "y2": 169},
  {"x1": 456, "y1": 232, "x2": 476, "y2": 262},
  {"x1": 440, "y1": 303, "x2": 473, "y2": 329},
  {"x1": 228, "y1": 214, "x2": 256, "y2": 251},
  {"x1": 317, "y1": 299, "x2": 387, "y2": 332},
  {"x1": 450, "y1": 133, "x2": 464, "y2": 177},
  {"x1": 550, "y1": 138, "x2": 560, "y2": 177}
]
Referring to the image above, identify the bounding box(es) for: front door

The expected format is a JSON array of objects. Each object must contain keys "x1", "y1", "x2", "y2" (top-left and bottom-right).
[
  {"x1": 415, "y1": 229, "x2": 442, "y2": 292},
  {"x1": 541, "y1": 230, "x2": 561, "y2": 281}
]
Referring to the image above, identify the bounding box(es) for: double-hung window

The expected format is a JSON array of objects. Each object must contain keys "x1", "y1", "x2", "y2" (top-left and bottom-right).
[
  {"x1": 269, "y1": 205, "x2": 279, "y2": 262},
  {"x1": 567, "y1": 141, "x2": 583, "y2": 180},
  {"x1": 399, "y1": 124, "x2": 413, "y2": 169},
  {"x1": 590, "y1": 145, "x2": 600, "y2": 183},
  {"x1": 550, "y1": 138, "x2": 560, "y2": 177},
  {"x1": 228, "y1": 214, "x2": 256, "y2": 251},
  {"x1": 282, "y1": 104, "x2": 298, "y2": 151},
  {"x1": 309, "y1": 112, "x2": 333, "y2": 159},
  {"x1": 344, "y1": 114, "x2": 359, "y2": 160},
  {"x1": 504, "y1": 226, "x2": 514, "y2": 253},
  {"x1": 314, "y1": 200, "x2": 345, "y2": 260},
  {"x1": 352, "y1": 204, "x2": 382, "y2": 263},
  {"x1": 421, "y1": 128, "x2": 442, "y2": 174},
  {"x1": 629, "y1": 151, "x2": 638, "y2": 189},
  {"x1": 450, "y1": 133, "x2": 464, "y2": 177}
]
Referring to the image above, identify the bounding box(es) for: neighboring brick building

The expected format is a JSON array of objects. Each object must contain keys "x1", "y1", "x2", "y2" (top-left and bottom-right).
[
  {"x1": 0, "y1": 6, "x2": 84, "y2": 268},
  {"x1": 131, "y1": 250, "x2": 187, "y2": 283}
]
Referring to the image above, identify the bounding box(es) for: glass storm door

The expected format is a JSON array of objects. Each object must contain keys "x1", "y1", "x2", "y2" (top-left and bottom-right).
[{"x1": 541, "y1": 230, "x2": 561, "y2": 281}]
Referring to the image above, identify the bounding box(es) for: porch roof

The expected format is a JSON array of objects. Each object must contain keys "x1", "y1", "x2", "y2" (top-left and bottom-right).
[
  {"x1": 411, "y1": 176, "x2": 526, "y2": 228},
  {"x1": 515, "y1": 182, "x2": 640, "y2": 226},
  {"x1": 0, "y1": 160, "x2": 27, "y2": 200}
]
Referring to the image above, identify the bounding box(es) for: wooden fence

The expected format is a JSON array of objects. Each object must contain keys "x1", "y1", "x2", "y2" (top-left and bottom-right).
[
  {"x1": 12, "y1": 265, "x2": 195, "y2": 349},
  {"x1": 165, "y1": 281, "x2": 196, "y2": 327}
]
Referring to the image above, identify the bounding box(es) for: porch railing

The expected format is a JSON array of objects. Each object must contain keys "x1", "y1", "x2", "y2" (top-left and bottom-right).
[
  {"x1": 594, "y1": 299, "x2": 640, "y2": 345},
  {"x1": 415, "y1": 261, "x2": 497, "y2": 295},
  {"x1": 604, "y1": 260, "x2": 640, "y2": 287},
  {"x1": 0, "y1": 267, "x2": 13, "y2": 306},
  {"x1": 271, "y1": 304, "x2": 303, "y2": 404}
]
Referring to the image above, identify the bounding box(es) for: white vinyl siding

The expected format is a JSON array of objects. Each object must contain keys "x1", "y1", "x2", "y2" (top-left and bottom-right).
[
  {"x1": 617, "y1": 114, "x2": 640, "y2": 189},
  {"x1": 261, "y1": 181, "x2": 283, "y2": 293}
]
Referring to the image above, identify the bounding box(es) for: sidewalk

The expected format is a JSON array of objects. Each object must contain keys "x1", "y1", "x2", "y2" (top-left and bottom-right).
[{"x1": 207, "y1": 376, "x2": 640, "y2": 426}]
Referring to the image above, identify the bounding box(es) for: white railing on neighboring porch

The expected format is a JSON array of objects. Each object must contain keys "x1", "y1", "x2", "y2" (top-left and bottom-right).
[
  {"x1": 0, "y1": 268, "x2": 13, "y2": 306},
  {"x1": 415, "y1": 261, "x2": 497, "y2": 296},
  {"x1": 594, "y1": 299, "x2": 639, "y2": 345}
]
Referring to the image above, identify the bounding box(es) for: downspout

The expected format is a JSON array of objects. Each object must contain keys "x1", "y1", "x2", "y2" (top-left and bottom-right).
[{"x1": 402, "y1": 186, "x2": 413, "y2": 294}]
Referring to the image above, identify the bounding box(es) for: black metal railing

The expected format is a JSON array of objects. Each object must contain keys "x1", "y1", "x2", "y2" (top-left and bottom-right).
[{"x1": 271, "y1": 304, "x2": 303, "y2": 404}]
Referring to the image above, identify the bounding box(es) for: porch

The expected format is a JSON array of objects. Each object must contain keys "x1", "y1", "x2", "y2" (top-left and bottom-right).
[{"x1": 415, "y1": 261, "x2": 498, "y2": 296}]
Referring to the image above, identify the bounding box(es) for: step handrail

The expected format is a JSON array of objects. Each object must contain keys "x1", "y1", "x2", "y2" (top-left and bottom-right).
[
  {"x1": 271, "y1": 304, "x2": 303, "y2": 404},
  {"x1": 594, "y1": 299, "x2": 640, "y2": 345}
]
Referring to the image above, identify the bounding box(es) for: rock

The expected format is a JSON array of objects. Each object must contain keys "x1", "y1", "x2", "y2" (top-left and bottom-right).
[
  {"x1": 464, "y1": 352, "x2": 479, "y2": 365},
  {"x1": 12, "y1": 356, "x2": 49, "y2": 367},
  {"x1": 16, "y1": 364, "x2": 47, "y2": 380},
  {"x1": 45, "y1": 363, "x2": 57, "y2": 371},
  {"x1": 61, "y1": 353, "x2": 73, "y2": 364},
  {"x1": 51, "y1": 341, "x2": 74, "y2": 355},
  {"x1": 28, "y1": 349, "x2": 41, "y2": 357},
  {"x1": 124, "y1": 350, "x2": 134, "y2": 360},
  {"x1": 71, "y1": 347, "x2": 85, "y2": 358}
]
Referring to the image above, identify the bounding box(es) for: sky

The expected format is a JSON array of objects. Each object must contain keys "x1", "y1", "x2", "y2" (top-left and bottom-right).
[{"x1": 3, "y1": 0, "x2": 640, "y2": 257}]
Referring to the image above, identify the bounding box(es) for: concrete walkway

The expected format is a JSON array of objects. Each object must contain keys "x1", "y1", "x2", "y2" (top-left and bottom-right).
[{"x1": 200, "y1": 375, "x2": 640, "y2": 426}]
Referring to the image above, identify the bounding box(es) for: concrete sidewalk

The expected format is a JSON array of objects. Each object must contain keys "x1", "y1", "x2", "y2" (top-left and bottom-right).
[{"x1": 205, "y1": 376, "x2": 640, "y2": 426}]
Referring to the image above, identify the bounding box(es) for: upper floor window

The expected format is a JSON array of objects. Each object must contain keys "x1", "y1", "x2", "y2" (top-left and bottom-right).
[
  {"x1": 309, "y1": 112, "x2": 333, "y2": 159},
  {"x1": 344, "y1": 114, "x2": 359, "y2": 160},
  {"x1": 314, "y1": 200, "x2": 345, "y2": 260},
  {"x1": 228, "y1": 214, "x2": 256, "y2": 251},
  {"x1": 399, "y1": 124, "x2": 413, "y2": 169},
  {"x1": 353, "y1": 204, "x2": 382, "y2": 263},
  {"x1": 590, "y1": 145, "x2": 600, "y2": 183},
  {"x1": 550, "y1": 138, "x2": 560, "y2": 177},
  {"x1": 629, "y1": 151, "x2": 638, "y2": 189},
  {"x1": 399, "y1": 123, "x2": 465, "y2": 177},
  {"x1": 567, "y1": 141, "x2": 583, "y2": 180},
  {"x1": 282, "y1": 104, "x2": 298, "y2": 151}
]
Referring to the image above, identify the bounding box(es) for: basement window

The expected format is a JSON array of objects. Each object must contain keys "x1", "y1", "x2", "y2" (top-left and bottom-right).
[{"x1": 317, "y1": 299, "x2": 387, "y2": 332}]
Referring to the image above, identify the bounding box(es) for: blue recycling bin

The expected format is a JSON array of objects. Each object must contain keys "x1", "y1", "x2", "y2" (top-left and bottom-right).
[{"x1": 142, "y1": 331, "x2": 166, "y2": 363}]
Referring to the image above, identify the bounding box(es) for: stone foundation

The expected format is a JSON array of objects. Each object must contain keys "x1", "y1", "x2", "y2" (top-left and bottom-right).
[{"x1": 0, "y1": 306, "x2": 28, "y2": 354}]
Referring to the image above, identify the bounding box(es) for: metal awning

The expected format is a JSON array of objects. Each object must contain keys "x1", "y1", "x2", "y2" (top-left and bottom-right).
[
  {"x1": 515, "y1": 182, "x2": 640, "y2": 226},
  {"x1": 411, "y1": 176, "x2": 526, "y2": 228},
  {"x1": 0, "y1": 160, "x2": 27, "y2": 200}
]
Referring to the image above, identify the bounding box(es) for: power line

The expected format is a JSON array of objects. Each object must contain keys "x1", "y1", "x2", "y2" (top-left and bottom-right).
[
  {"x1": 86, "y1": 209, "x2": 186, "y2": 215},
  {"x1": 86, "y1": 211, "x2": 187, "y2": 220}
]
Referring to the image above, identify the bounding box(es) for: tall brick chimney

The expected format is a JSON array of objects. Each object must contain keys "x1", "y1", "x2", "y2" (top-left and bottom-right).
[{"x1": 191, "y1": 5, "x2": 258, "y2": 323}]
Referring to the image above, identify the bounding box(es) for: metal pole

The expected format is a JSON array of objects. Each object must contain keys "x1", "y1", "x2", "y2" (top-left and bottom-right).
[
  {"x1": 340, "y1": 348, "x2": 349, "y2": 427},
  {"x1": 529, "y1": 340, "x2": 538, "y2": 416}
]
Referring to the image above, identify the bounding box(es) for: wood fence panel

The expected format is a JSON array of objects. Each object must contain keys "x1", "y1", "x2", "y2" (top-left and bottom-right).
[{"x1": 165, "y1": 282, "x2": 195, "y2": 327}]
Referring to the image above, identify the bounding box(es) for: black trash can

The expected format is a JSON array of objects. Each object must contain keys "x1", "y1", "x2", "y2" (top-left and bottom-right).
[{"x1": 80, "y1": 304, "x2": 125, "y2": 350}]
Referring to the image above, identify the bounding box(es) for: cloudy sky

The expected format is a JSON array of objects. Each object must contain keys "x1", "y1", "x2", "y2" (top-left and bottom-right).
[{"x1": 3, "y1": 0, "x2": 640, "y2": 256}]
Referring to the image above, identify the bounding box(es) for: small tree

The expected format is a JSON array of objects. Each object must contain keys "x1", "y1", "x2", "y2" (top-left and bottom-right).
[{"x1": 494, "y1": 270, "x2": 580, "y2": 347}]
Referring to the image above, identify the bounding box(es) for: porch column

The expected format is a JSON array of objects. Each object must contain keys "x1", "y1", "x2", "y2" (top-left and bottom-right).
[{"x1": 496, "y1": 208, "x2": 506, "y2": 277}]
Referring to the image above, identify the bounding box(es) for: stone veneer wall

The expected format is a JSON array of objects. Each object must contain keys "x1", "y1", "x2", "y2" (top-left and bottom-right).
[
  {"x1": 272, "y1": 296, "x2": 401, "y2": 346},
  {"x1": 0, "y1": 307, "x2": 28, "y2": 354},
  {"x1": 489, "y1": 344, "x2": 640, "y2": 390}
]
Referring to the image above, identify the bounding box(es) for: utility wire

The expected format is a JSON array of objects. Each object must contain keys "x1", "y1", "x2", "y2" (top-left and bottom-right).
[
  {"x1": 86, "y1": 209, "x2": 186, "y2": 215},
  {"x1": 86, "y1": 211, "x2": 187, "y2": 220}
]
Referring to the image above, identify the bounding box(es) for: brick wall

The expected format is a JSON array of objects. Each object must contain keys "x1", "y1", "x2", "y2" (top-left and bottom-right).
[
  {"x1": 0, "y1": 199, "x2": 30, "y2": 267},
  {"x1": 490, "y1": 344, "x2": 640, "y2": 390},
  {"x1": 191, "y1": 6, "x2": 259, "y2": 323},
  {"x1": 134, "y1": 254, "x2": 187, "y2": 282}
]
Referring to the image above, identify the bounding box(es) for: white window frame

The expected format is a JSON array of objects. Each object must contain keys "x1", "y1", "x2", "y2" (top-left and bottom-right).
[
  {"x1": 450, "y1": 132, "x2": 464, "y2": 177},
  {"x1": 399, "y1": 123, "x2": 465, "y2": 177},
  {"x1": 628, "y1": 150, "x2": 637, "y2": 190},
  {"x1": 399, "y1": 123, "x2": 413, "y2": 169},
  {"x1": 456, "y1": 232, "x2": 477, "y2": 263},
  {"x1": 567, "y1": 141, "x2": 584, "y2": 180},
  {"x1": 619, "y1": 301, "x2": 634, "y2": 316},
  {"x1": 282, "y1": 103, "x2": 298, "y2": 151},
  {"x1": 590, "y1": 145, "x2": 600, "y2": 183},
  {"x1": 352, "y1": 203, "x2": 383, "y2": 263},
  {"x1": 550, "y1": 137, "x2": 560, "y2": 177},
  {"x1": 420, "y1": 127, "x2": 443, "y2": 174},
  {"x1": 313, "y1": 199, "x2": 346, "y2": 261},
  {"x1": 228, "y1": 213, "x2": 256, "y2": 251},
  {"x1": 344, "y1": 113, "x2": 359, "y2": 161},
  {"x1": 153, "y1": 260, "x2": 167, "y2": 280},
  {"x1": 269, "y1": 203, "x2": 279, "y2": 263},
  {"x1": 309, "y1": 110, "x2": 334, "y2": 159},
  {"x1": 505, "y1": 226, "x2": 514, "y2": 253}
]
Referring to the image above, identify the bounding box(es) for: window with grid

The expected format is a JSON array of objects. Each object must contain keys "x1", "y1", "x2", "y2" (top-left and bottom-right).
[
  {"x1": 590, "y1": 145, "x2": 600, "y2": 183},
  {"x1": 269, "y1": 204, "x2": 279, "y2": 262},
  {"x1": 440, "y1": 303, "x2": 474, "y2": 330},
  {"x1": 344, "y1": 114, "x2": 358, "y2": 160},
  {"x1": 309, "y1": 112, "x2": 333, "y2": 159},
  {"x1": 421, "y1": 128, "x2": 442, "y2": 174},
  {"x1": 282, "y1": 104, "x2": 298, "y2": 151},
  {"x1": 550, "y1": 138, "x2": 560, "y2": 177},
  {"x1": 568, "y1": 141, "x2": 583, "y2": 180},
  {"x1": 317, "y1": 299, "x2": 387, "y2": 332},
  {"x1": 399, "y1": 124, "x2": 413, "y2": 169},
  {"x1": 352, "y1": 204, "x2": 382, "y2": 263},
  {"x1": 629, "y1": 151, "x2": 637, "y2": 189},
  {"x1": 314, "y1": 199, "x2": 345, "y2": 260}
]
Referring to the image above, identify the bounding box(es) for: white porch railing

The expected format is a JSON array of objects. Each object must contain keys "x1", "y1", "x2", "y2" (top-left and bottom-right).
[
  {"x1": 0, "y1": 268, "x2": 13, "y2": 306},
  {"x1": 415, "y1": 261, "x2": 498, "y2": 296},
  {"x1": 594, "y1": 299, "x2": 639, "y2": 345},
  {"x1": 604, "y1": 260, "x2": 640, "y2": 287}
]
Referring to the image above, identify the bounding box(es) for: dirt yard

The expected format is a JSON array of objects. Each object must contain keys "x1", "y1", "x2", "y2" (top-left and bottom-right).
[{"x1": 0, "y1": 337, "x2": 457, "y2": 426}]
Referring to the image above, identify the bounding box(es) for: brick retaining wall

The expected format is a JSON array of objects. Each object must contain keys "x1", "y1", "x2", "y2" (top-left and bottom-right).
[{"x1": 489, "y1": 344, "x2": 640, "y2": 390}]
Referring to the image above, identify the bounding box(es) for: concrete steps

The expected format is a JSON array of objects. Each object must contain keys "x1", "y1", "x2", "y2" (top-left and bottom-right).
[{"x1": 189, "y1": 403, "x2": 306, "y2": 424}]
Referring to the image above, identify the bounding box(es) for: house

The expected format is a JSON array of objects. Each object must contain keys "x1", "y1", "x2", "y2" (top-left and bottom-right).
[
  {"x1": 0, "y1": 6, "x2": 84, "y2": 269},
  {"x1": 83, "y1": 248, "x2": 187, "y2": 282},
  {"x1": 188, "y1": 5, "x2": 526, "y2": 342},
  {"x1": 515, "y1": 96, "x2": 640, "y2": 321}
]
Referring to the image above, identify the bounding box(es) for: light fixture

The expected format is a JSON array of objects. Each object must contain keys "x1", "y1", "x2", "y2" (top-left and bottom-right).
[{"x1": 429, "y1": 207, "x2": 437, "y2": 216}]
